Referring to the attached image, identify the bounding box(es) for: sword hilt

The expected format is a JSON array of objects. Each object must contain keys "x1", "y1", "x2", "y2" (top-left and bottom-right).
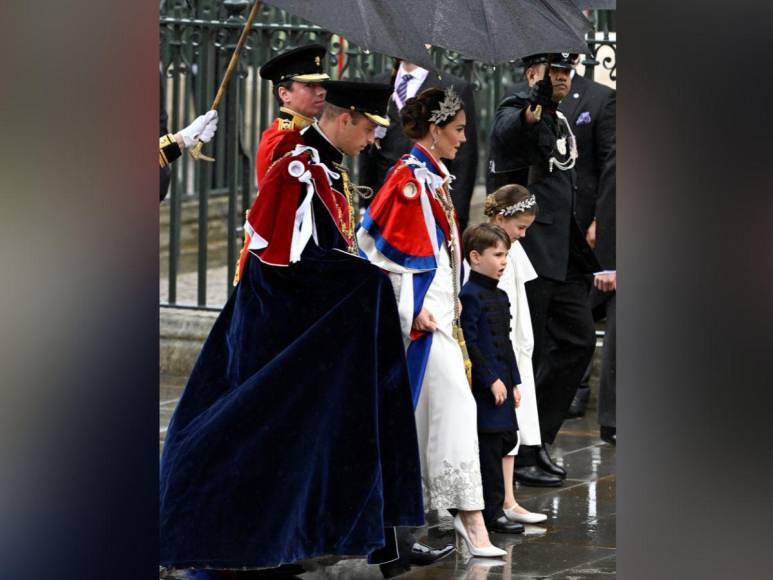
[{"x1": 189, "y1": 140, "x2": 215, "y2": 162}]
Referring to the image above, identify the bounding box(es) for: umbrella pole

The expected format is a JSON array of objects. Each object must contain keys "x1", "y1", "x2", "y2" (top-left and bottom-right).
[
  {"x1": 189, "y1": 0, "x2": 262, "y2": 161},
  {"x1": 529, "y1": 55, "x2": 554, "y2": 118}
]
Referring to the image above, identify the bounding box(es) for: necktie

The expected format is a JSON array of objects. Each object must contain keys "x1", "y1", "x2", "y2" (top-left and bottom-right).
[{"x1": 395, "y1": 73, "x2": 413, "y2": 109}]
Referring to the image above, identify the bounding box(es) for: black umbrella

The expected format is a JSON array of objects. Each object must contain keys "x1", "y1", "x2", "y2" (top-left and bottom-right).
[
  {"x1": 414, "y1": 0, "x2": 593, "y2": 64},
  {"x1": 261, "y1": 0, "x2": 436, "y2": 71},
  {"x1": 571, "y1": 0, "x2": 616, "y2": 9}
]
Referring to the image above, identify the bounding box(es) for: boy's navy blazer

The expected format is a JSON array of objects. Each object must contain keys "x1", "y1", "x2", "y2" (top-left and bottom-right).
[{"x1": 460, "y1": 270, "x2": 521, "y2": 432}]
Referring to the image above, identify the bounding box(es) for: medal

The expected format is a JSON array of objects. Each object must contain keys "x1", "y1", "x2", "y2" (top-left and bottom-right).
[{"x1": 556, "y1": 137, "x2": 567, "y2": 156}]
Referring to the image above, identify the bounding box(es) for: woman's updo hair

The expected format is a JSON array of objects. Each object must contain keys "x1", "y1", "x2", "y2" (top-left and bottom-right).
[
  {"x1": 401, "y1": 87, "x2": 464, "y2": 140},
  {"x1": 483, "y1": 184, "x2": 538, "y2": 218}
]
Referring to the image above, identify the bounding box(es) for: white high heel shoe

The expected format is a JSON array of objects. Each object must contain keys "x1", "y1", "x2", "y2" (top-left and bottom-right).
[
  {"x1": 503, "y1": 504, "x2": 548, "y2": 524},
  {"x1": 453, "y1": 515, "x2": 507, "y2": 558}
]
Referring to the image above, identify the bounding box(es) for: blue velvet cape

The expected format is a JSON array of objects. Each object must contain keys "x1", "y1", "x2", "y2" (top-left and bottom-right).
[{"x1": 159, "y1": 244, "x2": 424, "y2": 571}]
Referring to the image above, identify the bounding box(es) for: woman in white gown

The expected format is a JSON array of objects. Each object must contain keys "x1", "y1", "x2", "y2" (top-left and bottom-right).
[
  {"x1": 484, "y1": 184, "x2": 548, "y2": 524},
  {"x1": 358, "y1": 87, "x2": 505, "y2": 557}
]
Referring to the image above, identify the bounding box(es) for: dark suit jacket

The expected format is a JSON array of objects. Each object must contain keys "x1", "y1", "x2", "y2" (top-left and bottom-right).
[
  {"x1": 558, "y1": 74, "x2": 616, "y2": 233},
  {"x1": 358, "y1": 70, "x2": 478, "y2": 229},
  {"x1": 593, "y1": 154, "x2": 615, "y2": 270},
  {"x1": 460, "y1": 271, "x2": 520, "y2": 433}
]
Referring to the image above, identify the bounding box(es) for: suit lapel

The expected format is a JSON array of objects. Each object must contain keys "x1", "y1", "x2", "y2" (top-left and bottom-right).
[{"x1": 388, "y1": 96, "x2": 400, "y2": 123}]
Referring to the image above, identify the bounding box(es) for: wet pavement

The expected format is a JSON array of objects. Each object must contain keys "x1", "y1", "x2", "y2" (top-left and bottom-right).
[{"x1": 160, "y1": 396, "x2": 615, "y2": 579}]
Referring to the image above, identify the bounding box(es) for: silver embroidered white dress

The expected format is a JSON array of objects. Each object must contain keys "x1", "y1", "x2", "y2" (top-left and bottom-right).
[
  {"x1": 415, "y1": 227, "x2": 485, "y2": 511},
  {"x1": 357, "y1": 145, "x2": 484, "y2": 512}
]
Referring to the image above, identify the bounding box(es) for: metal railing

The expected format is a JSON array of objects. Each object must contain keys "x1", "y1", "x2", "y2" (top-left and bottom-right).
[{"x1": 160, "y1": 1, "x2": 616, "y2": 309}]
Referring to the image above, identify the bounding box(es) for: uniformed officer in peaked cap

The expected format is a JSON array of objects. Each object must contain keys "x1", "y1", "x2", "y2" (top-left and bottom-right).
[
  {"x1": 486, "y1": 49, "x2": 601, "y2": 488},
  {"x1": 255, "y1": 44, "x2": 331, "y2": 185}
]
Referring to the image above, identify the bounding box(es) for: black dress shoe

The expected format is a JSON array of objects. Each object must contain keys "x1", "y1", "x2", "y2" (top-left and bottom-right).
[
  {"x1": 600, "y1": 426, "x2": 616, "y2": 446},
  {"x1": 537, "y1": 443, "x2": 567, "y2": 478},
  {"x1": 408, "y1": 541, "x2": 455, "y2": 566},
  {"x1": 514, "y1": 464, "x2": 563, "y2": 487},
  {"x1": 379, "y1": 559, "x2": 411, "y2": 579},
  {"x1": 488, "y1": 515, "x2": 524, "y2": 534},
  {"x1": 566, "y1": 386, "x2": 590, "y2": 418}
]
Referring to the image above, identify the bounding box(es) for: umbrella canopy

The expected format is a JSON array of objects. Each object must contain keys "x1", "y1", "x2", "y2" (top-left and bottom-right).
[
  {"x1": 262, "y1": 0, "x2": 436, "y2": 71},
  {"x1": 415, "y1": 0, "x2": 593, "y2": 64},
  {"x1": 572, "y1": 0, "x2": 616, "y2": 9}
]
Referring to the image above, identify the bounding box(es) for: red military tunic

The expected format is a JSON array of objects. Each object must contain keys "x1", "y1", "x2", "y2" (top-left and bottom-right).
[
  {"x1": 234, "y1": 108, "x2": 316, "y2": 285},
  {"x1": 255, "y1": 107, "x2": 314, "y2": 187}
]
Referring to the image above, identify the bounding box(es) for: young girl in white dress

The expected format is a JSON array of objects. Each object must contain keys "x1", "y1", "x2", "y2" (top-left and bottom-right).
[{"x1": 484, "y1": 184, "x2": 549, "y2": 525}]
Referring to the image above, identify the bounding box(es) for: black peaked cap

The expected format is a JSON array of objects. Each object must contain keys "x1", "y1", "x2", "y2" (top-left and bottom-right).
[
  {"x1": 522, "y1": 52, "x2": 577, "y2": 69},
  {"x1": 259, "y1": 44, "x2": 329, "y2": 83},
  {"x1": 321, "y1": 80, "x2": 392, "y2": 127}
]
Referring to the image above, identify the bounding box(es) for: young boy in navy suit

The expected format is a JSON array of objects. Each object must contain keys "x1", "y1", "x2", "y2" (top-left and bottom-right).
[{"x1": 460, "y1": 224, "x2": 524, "y2": 535}]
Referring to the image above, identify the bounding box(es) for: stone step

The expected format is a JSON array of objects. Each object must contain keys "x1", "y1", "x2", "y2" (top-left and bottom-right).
[{"x1": 160, "y1": 307, "x2": 218, "y2": 378}]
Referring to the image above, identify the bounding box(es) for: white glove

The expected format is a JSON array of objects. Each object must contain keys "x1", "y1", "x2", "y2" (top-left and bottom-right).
[{"x1": 178, "y1": 110, "x2": 219, "y2": 149}]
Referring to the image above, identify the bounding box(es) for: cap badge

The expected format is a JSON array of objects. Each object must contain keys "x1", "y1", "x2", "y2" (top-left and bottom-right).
[{"x1": 315, "y1": 56, "x2": 321, "y2": 66}]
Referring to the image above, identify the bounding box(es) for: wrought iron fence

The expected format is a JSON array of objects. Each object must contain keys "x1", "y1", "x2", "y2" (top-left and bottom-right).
[{"x1": 160, "y1": 0, "x2": 616, "y2": 309}]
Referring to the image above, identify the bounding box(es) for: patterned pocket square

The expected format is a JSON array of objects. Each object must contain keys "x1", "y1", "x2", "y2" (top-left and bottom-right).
[{"x1": 576, "y1": 111, "x2": 592, "y2": 125}]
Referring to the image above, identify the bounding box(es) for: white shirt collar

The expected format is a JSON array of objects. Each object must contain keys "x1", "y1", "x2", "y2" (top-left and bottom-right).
[
  {"x1": 393, "y1": 65, "x2": 429, "y2": 105},
  {"x1": 397, "y1": 64, "x2": 428, "y2": 84}
]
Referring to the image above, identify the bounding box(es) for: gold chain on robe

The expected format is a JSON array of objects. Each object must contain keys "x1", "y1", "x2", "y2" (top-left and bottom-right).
[
  {"x1": 435, "y1": 181, "x2": 472, "y2": 386},
  {"x1": 331, "y1": 162, "x2": 360, "y2": 256}
]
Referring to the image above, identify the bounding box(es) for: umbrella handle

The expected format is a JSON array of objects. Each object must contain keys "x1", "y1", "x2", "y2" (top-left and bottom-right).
[
  {"x1": 529, "y1": 55, "x2": 554, "y2": 115},
  {"x1": 543, "y1": 54, "x2": 553, "y2": 81}
]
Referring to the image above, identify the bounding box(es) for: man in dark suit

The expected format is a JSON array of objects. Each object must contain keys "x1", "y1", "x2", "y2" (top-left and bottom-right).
[
  {"x1": 559, "y1": 64, "x2": 616, "y2": 418},
  {"x1": 358, "y1": 60, "x2": 478, "y2": 231},
  {"x1": 592, "y1": 153, "x2": 616, "y2": 444},
  {"x1": 487, "y1": 53, "x2": 601, "y2": 486}
]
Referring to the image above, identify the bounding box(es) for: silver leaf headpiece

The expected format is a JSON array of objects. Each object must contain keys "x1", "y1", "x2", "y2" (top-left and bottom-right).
[
  {"x1": 500, "y1": 194, "x2": 537, "y2": 216},
  {"x1": 428, "y1": 86, "x2": 463, "y2": 124}
]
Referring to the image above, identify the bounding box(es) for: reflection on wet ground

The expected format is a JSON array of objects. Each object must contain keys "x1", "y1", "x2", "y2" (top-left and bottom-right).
[{"x1": 161, "y1": 405, "x2": 614, "y2": 579}]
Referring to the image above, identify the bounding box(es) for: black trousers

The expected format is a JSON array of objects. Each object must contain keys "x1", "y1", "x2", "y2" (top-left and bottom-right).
[
  {"x1": 579, "y1": 287, "x2": 611, "y2": 391},
  {"x1": 478, "y1": 430, "x2": 518, "y2": 527},
  {"x1": 525, "y1": 275, "x2": 596, "y2": 444}
]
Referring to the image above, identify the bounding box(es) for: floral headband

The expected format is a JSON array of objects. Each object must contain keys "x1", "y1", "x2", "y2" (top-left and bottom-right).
[
  {"x1": 500, "y1": 195, "x2": 537, "y2": 216},
  {"x1": 428, "y1": 86, "x2": 463, "y2": 124}
]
